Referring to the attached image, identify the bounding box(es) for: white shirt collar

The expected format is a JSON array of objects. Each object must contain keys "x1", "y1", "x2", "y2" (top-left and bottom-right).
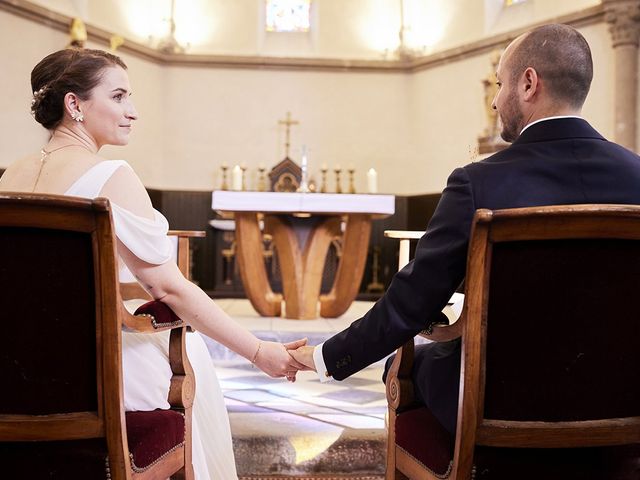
[{"x1": 520, "y1": 115, "x2": 584, "y2": 135}]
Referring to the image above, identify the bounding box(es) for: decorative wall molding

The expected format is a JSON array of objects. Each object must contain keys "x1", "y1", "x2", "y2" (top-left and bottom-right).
[
  {"x1": 0, "y1": 0, "x2": 604, "y2": 73},
  {"x1": 603, "y1": 0, "x2": 640, "y2": 47}
]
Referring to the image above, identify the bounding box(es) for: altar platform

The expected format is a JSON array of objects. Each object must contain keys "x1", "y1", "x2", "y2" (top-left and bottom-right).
[{"x1": 204, "y1": 298, "x2": 388, "y2": 480}]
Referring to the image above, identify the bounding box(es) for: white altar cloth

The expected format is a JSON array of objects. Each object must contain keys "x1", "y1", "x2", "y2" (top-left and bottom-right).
[{"x1": 211, "y1": 191, "x2": 395, "y2": 216}]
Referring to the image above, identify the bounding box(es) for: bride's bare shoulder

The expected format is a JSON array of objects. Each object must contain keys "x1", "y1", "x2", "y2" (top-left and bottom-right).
[
  {"x1": 99, "y1": 162, "x2": 155, "y2": 220},
  {"x1": 0, "y1": 153, "x2": 41, "y2": 191}
]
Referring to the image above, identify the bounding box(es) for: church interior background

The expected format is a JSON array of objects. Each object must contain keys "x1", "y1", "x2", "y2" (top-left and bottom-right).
[{"x1": 1, "y1": 0, "x2": 638, "y2": 478}]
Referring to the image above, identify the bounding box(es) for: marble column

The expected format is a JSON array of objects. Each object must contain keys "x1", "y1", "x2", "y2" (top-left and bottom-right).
[{"x1": 604, "y1": 0, "x2": 640, "y2": 151}]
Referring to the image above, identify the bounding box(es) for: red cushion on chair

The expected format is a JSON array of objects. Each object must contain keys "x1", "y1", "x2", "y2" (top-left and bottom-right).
[
  {"x1": 134, "y1": 300, "x2": 182, "y2": 327},
  {"x1": 125, "y1": 410, "x2": 185, "y2": 471},
  {"x1": 395, "y1": 406, "x2": 455, "y2": 476}
]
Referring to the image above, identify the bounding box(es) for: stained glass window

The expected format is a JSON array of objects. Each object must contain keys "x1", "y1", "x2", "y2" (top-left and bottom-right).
[{"x1": 266, "y1": 0, "x2": 311, "y2": 32}]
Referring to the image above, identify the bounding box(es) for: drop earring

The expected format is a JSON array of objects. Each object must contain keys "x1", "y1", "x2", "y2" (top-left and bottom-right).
[{"x1": 71, "y1": 110, "x2": 84, "y2": 122}]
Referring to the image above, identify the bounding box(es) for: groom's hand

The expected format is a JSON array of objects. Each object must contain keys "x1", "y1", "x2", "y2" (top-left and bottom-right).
[
  {"x1": 281, "y1": 338, "x2": 309, "y2": 382},
  {"x1": 288, "y1": 345, "x2": 317, "y2": 372}
]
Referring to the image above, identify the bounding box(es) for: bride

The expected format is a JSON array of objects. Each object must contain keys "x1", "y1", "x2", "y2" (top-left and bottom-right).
[{"x1": 0, "y1": 48, "x2": 306, "y2": 479}]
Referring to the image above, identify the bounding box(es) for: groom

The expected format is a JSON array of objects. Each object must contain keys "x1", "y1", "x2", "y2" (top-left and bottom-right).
[{"x1": 289, "y1": 23, "x2": 640, "y2": 435}]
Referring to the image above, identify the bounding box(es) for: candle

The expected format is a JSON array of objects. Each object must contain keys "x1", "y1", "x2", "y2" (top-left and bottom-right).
[
  {"x1": 231, "y1": 165, "x2": 242, "y2": 191},
  {"x1": 299, "y1": 145, "x2": 310, "y2": 192},
  {"x1": 301, "y1": 148, "x2": 308, "y2": 173},
  {"x1": 367, "y1": 168, "x2": 378, "y2": 194}
]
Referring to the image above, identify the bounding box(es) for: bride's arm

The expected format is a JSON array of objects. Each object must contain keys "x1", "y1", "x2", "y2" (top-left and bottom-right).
[
  {"x1": 100, "y1": 164, "x2": 305, "y2": 377},
  {"x1": 118, "y1": 244, "x2": 303, "y2": 377}
]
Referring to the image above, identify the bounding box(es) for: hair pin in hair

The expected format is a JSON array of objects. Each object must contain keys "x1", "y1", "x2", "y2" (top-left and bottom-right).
[{"x1": 30, "y1": 85, "x2": 49, "y2": 116}]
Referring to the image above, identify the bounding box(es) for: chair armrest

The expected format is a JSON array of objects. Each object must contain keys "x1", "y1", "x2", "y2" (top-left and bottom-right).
[
  {"x1": 167, "y1": 230, "x2": 206, "y2": 238},
  {"x1": 121, "y1": 300, "x2": 184, "y2": 333},
  {"x1": 386, "y1": 310, "x2": 465, "y2": 412},
  {"x1": 420, "y1": 312, "x2": 465, "y2": 342},
  {"x1": 120, "y1": 300, "x2": 195, "y2": 410},
  {"x1": 386, "y1": 339, "x2": 417, "y2": 412}
]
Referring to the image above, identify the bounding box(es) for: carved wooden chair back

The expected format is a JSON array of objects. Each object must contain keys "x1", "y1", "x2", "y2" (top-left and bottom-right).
[
  {"x1": 0, "y1": 193, "x2": 194, "y2": 480},
  {"x1": 386, "y1": 205, "x2": 640, "y2": 480}
]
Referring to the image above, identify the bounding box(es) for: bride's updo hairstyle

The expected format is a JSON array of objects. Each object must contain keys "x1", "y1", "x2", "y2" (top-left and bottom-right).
[{"x1": 30, "y1": 48, "x2": 127, "y2": 130}]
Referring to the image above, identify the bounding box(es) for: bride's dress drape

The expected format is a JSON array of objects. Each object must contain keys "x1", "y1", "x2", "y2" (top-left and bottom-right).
[{"x1": 66, "y1": 160, "x2": 238, "y2": 480}]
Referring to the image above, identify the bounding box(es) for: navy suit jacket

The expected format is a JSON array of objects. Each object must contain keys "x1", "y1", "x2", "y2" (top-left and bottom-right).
[{"x1": 322, "y1": 117, "x2": 640, "y2": 380}]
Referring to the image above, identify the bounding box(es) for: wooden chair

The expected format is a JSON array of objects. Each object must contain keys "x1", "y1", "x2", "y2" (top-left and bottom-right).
[
  {"x1": 0, "y1": 193, "x2": 195, "y2": 480},
  {"x1": 386, "y1": 205, "x2": 640, "y2": 480}
]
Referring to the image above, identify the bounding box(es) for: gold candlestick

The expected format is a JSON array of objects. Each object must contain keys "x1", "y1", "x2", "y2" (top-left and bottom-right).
[
  {"x1": 334, "y1": 166, "x2": 342, "y2": 194},
  {"x1": 240, "y1": 164, "x2": 248, "y2": 191},
  {"x1": 220, "y1": 164, "x2": 229, "y2": 190},
  {"x1": 257, "y1": 165, "x2": 267, "y2": 192},
  {"x1": 348, "y1": 166, "x2": 356, "y2": 194},
  {"x1": 366, "y1": 246, "x2": 385, "y2": 293},
  {"x1": 320, "y1": 165, "x2": 328, "y2": 193}
]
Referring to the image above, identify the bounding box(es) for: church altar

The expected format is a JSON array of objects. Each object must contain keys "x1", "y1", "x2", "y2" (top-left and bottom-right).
[{"x1": 212, "y1": 191, "x2": 395, "y2": 319}]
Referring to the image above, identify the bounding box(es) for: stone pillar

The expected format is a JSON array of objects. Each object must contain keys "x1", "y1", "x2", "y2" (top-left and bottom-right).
[{"x1": 604, "y1": 0, "x2": 640, "y2": 151}]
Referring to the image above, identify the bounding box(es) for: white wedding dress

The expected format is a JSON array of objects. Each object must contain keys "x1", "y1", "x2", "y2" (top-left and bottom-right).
[{"x1": 66, "y1": 160, "x2": 238, "y2": 480}]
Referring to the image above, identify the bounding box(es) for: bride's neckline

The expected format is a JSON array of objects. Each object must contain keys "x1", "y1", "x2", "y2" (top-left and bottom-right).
[{"x1": 32, "y1": 143, "x2": 93, "y2": 193}]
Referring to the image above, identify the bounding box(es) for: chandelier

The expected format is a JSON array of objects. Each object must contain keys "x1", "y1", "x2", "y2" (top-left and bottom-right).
[
  {"x1": 157, "y1": 0, "x2": 187, "y2": 54},
  {"x1": 395, "y1": 0, "x2": 424, "y2": 61}
]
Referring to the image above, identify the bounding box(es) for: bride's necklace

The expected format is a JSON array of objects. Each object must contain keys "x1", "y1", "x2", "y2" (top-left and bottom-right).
[{"x1": 32, "y1": 143, "x2": 90, "y2": 192}]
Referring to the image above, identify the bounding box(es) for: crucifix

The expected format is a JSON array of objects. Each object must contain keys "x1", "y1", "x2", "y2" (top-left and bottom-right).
[{"x1": 278, "y1": 111, "x2": 299, "y2": 159}]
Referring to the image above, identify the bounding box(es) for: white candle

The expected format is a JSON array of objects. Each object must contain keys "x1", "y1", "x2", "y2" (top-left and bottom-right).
[
  {"x1": 301, "y1": 147, "x2": 308, "y2": 176},
  {"x1": 367, "y1": 168, "x2": 378, "y2": 194},
  {"x1": 231, "y1": 165, "x2": 242, "y2": 191},
  {"x1": 299, "y1": 147, "x2": 309, "y2": 192}
]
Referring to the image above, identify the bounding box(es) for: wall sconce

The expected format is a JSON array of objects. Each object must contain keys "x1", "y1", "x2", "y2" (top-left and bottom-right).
[
  {"x1": 110, "y1": 35, "x2": 124, "y2": 52},
  {"x1": 68, "y1": 17, "x2": 87, "y2": 48}
]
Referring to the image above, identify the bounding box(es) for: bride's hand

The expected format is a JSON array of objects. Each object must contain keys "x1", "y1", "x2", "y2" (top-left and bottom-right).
[{"x1": 253, "y1": 339, "x2": 308, "y2": 379}]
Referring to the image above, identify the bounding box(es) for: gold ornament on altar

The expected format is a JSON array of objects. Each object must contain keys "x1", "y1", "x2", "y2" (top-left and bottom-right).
[
  {"x1": 347, "y1": 165, "x2": 356, "y2": 194},
  {"x1": 319, "y1": 164, "x2": 328, "y2": 193},
  {"x1": 240, "y1": 164, "x2": 248, "y2": 191},
  {"x1": 334, "y1": 165, "x2": 343, "y2": 194},
  {"x1": 257, "y1": 165, "x2": 267, "y2": 192},
  {"x1": 68, "y1": 18, "x2": 87, "y2": 48},
  {"x1": 220, "y1": 164, "x2": 229, "y2": 190}
]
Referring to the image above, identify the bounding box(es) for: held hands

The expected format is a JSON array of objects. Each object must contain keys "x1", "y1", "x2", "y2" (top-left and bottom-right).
[
  {"x1": 252, "y1": 338, "x2": 309, "y2": 381},
  {"x1": 287, "y1": 345, "x2": 316, "y2": 372}
]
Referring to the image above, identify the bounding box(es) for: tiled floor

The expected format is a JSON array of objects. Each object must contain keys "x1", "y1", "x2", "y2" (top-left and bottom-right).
[{"x1": 203, "y1": 299, "x2": 388, "y2": 477}]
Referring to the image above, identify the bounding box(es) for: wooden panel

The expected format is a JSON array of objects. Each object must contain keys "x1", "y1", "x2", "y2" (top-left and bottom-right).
[{"x1": 147, "y1": 189, "x2": 214, "y2": 290}]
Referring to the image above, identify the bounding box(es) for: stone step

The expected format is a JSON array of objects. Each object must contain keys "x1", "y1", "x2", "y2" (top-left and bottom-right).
[
  {"x1": 212, "y1": 356, "x2": 388, "y2": 479},
  {"x1": 206, "y1": 300, "x2": 391, "y2": 479}
]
